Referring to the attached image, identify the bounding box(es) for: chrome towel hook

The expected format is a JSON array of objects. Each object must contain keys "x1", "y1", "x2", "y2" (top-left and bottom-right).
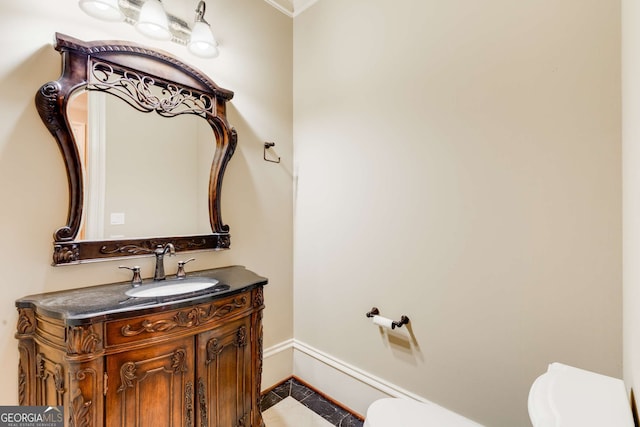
[{"x1": 264, "y1": 142, "x2": 280, "y2": 163}]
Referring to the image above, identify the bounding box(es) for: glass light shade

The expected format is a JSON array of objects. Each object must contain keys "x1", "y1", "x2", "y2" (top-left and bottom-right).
[
  {"x1": 188, "y1": 21, "x2": 219, "y2": 58},
  {"x1": 135, "y1": 0, "x2": 171, "y2": 41},
  {"x1": 79, "y1": 0, "x2": 124, "y2": 21}
]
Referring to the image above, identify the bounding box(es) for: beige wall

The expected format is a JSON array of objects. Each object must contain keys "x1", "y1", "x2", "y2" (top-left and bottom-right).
[
  {"x1": 623, "y1": 0, "x2": 640, "y2": 414},
  {"x1": 0, "y1": 0, "x2": 293, "y2": 404},
  {"x1": 293, "y1": 1, "x2": 621, "y2": 426}
]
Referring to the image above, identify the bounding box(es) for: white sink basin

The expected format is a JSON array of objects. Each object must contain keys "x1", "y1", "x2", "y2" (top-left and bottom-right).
[{"x1": 125, "y1": 277, "x2": 220, "y2": 298}]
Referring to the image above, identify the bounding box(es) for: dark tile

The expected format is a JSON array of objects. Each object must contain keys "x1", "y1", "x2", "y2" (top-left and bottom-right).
[
  {"x1": 299, "y1": 393, "x2": 350, "y2": 425},
  {"x1": 338, "y1": 414, "x2": 365, "y2": 427},
  {"x1": 289, "y1": 379, "x2": 315, "y2": 401},
  {"x1": 271, "y1": 379, "x2": 293, "y2": 399},
  {"x1": 260, "y1": 391, "x2": 283, "y2": 412},
  {"x1": 262, "y1": 377, "x2": 364, "y2": 426}
]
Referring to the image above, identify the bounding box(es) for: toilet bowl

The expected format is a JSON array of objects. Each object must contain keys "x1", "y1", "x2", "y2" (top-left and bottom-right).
[
  {"x1": 528, "y1": 362, "x2": 634, "y2": 427},
  {"x1": 363, "y1": 398, "x2": 483, "y2": 427}
]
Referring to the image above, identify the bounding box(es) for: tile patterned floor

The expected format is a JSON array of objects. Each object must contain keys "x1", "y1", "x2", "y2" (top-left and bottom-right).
[{"x1": 261, "y1": 377, "x2": 364, "y2": 427}]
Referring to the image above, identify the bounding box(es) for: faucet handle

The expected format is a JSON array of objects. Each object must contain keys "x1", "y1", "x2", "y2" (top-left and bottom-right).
[
  {"x1": 119, "y1": 265, "x2": 143, "y2": 286},
  {"x1": 176, "y1": 258, "x2": 196, "y2": 279}
]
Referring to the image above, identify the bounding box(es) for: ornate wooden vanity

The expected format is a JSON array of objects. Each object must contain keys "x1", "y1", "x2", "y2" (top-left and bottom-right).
[{"x1": 16, "y1": 266, "x2": 266, "y2": 427}]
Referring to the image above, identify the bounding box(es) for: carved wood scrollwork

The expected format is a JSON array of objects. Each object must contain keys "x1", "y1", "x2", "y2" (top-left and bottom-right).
[
  {"x1": 206, "y1": 338, "x2": 222, "y2": 364},
  {"x1": 253, "y1": 286, "x2": 264, "y2": 308},
  {"x1": 185, "y1": 380, "x2": 194, "y2": 427},
  {"x1": 54, "y1": 364, "x2": 65, "y2": 403},
  {"x1": 121, "y1": 296, "x2": 248, "y2": 336},
  {"x1": 67, "y1": 325, "x2": 102, "y2": 355},
  {"x1": 69, "y1": 389, "x2": 92, "y2": 427},
  {"x1": 117, "y1": 348, "x2": 188, "y2": 393},
  {"x1": 36, "y1": 353, "x2": 45, "y2": 379},
  {"x1": 16, "y1": 308, "x2": 35, "y2": 335},
  {"x1": 35, "y1": 352, "x2": 65, "y2": 403},
  {"x1": 116, "y1": 362, "x2": 136, "y2": 393},
  {"x1": 68, "y1": 368, "x2": 97, "y2": 427},
  {"x1": 36, "y1": 82, "x2": 62, "y2": 133},
  {"x1": 17, "y1": 360, "x2": 26, "y2": 405},
  {"x1": 218, "y1": 234, "x2": 231, "y2": 248},
  {"x1": 256, "y1": 311, "x2": 264, "y2": 422},
  {"x1": 99, "y1": 238, "x2": 211, "y2": 256},
  {"x1": 88, "y1": 61, "x2": 216, "y2": 118},
  {"x1": 121, "y1": 319, "x2": 178, "y2": 336},
  {"x1": 198, "y1": 377, "x2": 208, "y2": 427},
  {"x1": 53, "y1": 243, "x2": 80, "y2": 265},
  {"x1": 236, "y1": 326, "x2": 247, "y2": 348},
  {"x1": 204, "y1": 325, "x2": 246, "y2": 364},
  {"x1": 171, "y1": 349, "x2": 188, "y2": 373}
]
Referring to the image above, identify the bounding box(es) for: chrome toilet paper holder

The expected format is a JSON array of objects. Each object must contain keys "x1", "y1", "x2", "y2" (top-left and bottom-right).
[{"x1": 366, "y1": 307, "x2": 410, "y2": 329}]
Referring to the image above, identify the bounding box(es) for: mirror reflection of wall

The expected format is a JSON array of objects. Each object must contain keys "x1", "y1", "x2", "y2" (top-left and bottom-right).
[{"x1": 69, "y1": 91, "x2": 215, "y2": 241}]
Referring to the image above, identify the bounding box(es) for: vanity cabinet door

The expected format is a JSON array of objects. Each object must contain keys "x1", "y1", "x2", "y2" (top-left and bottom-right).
[
  {"x1": 196, "y1": 316, "x2": 253, "y2": 427},
  {"x1": 105, "y1": 336, "x2": 196, "y2": 427}
]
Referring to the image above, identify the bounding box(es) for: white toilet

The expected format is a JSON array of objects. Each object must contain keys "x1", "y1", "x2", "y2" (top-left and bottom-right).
[
  {"x1": 363, "y1": 397, "x2": 483, "y2": 427},
  {"x1": 528, "y1": 362, "x2": 634, "y2": 427},
  {"x1": 364, "y1": 362, "x2": 634, "y2": 427}
]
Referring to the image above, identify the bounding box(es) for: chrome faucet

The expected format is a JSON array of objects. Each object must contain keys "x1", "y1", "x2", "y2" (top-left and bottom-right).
[{"x1": 153, "y1": 243, "x2": 175, "y2": 281}]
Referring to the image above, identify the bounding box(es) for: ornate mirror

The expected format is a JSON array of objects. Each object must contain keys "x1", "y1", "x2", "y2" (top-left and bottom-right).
[{"x1": 36, "y1": 33, "x2": 237, "y2": 265}]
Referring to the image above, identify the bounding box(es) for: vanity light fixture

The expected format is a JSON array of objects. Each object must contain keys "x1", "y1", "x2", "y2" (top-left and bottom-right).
[
  {"x1": 188, "y1": 1, "x2": 219, "y2": 58},
  {"x1": 78, "y1": 0, "x2": 220, "y2": 58}
]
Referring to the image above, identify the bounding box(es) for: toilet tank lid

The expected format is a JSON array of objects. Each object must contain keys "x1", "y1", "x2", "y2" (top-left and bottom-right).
[{"x1": 528, "y1": 363, "x2": 634, "y2": 427}]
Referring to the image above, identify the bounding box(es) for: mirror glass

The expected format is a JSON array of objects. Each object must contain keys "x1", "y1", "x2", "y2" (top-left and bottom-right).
[{"x1": 67, "y1": 91, "x2": 214, "y2": 241}]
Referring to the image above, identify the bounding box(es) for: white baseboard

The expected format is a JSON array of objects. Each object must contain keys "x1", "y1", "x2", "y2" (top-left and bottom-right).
[
  {"x1": 261, "y1": 338, "x2": 427, "y2": 416},
  {"x1": 292, "y1": 340, "x2": 430, "y2": 416},
  {"x1": 262, "y1": 339, "x2": 482, "y2": 425}
]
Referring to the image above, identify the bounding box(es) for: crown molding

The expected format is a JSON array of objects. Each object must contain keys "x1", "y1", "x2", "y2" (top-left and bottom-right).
[
  {"x1": 264, "y1": 0, "x2": 319, "y2": 17},
  {"x1": 292, "y1": 0, "x2": 319, "y2": 16},
  {"x1": 264, "y1": 0, "x2": 293, "y2": 17}
]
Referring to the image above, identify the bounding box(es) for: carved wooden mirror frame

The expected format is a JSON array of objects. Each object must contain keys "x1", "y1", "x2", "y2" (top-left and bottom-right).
[{"x1": 36, "y1": 33, "x2": 236, "y2": 265}]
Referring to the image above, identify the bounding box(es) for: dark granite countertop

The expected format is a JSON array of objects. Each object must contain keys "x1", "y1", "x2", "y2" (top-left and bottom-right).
[{"x1": 16, "y1": 265, "x2": 267, "y2": 325}]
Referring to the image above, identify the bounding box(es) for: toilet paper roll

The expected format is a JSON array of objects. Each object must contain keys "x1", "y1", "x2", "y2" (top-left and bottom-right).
[{"x1": 372, "y1": 315, "x2": 395, "y2": 329}]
